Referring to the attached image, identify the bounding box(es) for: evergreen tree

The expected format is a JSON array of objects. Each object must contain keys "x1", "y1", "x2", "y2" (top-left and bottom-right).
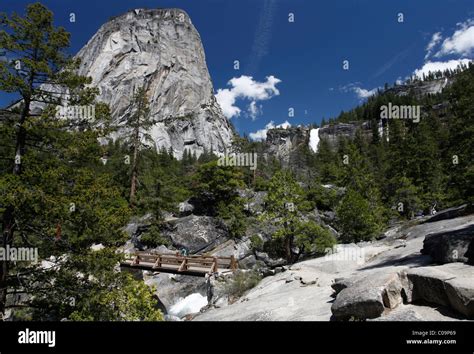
[
  {"x1": 0, "y1": 4, "x2": 162, "y2": 320},
  {"x1": 118, "y1": 85, "x2": 155, "y2": 207}
]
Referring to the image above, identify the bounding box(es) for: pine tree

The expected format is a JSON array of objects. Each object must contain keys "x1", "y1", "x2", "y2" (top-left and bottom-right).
[
  {"x1": 119, "y1": 85, "x2": 154, "y2": 207},
  {"x1": 0, "y1": 4, "x2": 162, "y2": 320},
  {"x1": 0, "y1": 3, "x2": 92, "y2": 315}
]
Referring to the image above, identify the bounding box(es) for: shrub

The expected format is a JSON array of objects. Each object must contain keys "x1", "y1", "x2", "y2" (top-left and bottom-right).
[
  {"x1": 250, "y1": 234, "x2": 264, "y2": 251},
  {"x1": 140, "y1": 224, "x2": 170, "y2": 248},
  {"x1": 224, "y1": 270, "x2": 261, "y2": 298}
]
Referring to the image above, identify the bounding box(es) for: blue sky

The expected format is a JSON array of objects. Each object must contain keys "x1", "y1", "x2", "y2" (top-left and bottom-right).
[{"x1": 1, "y1": 0, "x2": 473, "y2": 139}]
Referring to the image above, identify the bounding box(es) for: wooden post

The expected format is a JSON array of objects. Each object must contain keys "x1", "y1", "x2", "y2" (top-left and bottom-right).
[
  {"x1": 153, "y1": 255, "x2": 161, "y2": 269},
  {"x1": 210, "y1": 257, "x2": 218, "y2": 274},
  {"x1": 132, "y1": 254, "x2": 140, "y2": 265},
  {"x1": 178, "y1": 258, "x2": 187, "y2": 272},
  {"x1": 230, "y1": 256, "x2": 237, "y2": 271}
]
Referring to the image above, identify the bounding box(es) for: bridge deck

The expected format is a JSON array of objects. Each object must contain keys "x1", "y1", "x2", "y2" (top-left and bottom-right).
[{"x1": 120, "y1": 252, "x2": 238, "y2": 277}]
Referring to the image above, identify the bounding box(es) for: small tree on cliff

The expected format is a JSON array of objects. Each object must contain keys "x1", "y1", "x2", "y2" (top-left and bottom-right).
[{"x1": 119, "y1": 85, "x2": 155, "y2": 207}]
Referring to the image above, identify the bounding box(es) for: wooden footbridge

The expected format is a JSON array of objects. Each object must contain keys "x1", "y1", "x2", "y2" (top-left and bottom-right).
[{"x1": 120, "y1": 252, "x2": 238, "y2": 277}]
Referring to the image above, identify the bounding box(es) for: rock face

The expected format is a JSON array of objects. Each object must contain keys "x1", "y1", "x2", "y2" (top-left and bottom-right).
[
  {"x1": 318, "y1": 121, "x2": 372, "y2": 149},
  {"x1": 421, "y1": 224, "x2": 474, "y2": 264},
  {"x1": 265, "y1": 127, "x2": 310, "y2": 167},
  {"x1": 424, "y1": 204, "x2": 470, "y2": 223},
  {"x1": 331, "y1": 272, "x2": 404, "y2": 320},
  {"x1": 161, "y1": 215, "x2": 229, "y2": 254},
  {"x1": 75, "y1": 8, "x2": 234, "y2": 158},
  {"x1": 406, "y1": 263, "x2": 474, "y2": 319},
  {"x1": 384, "y1": 77, "x2": 451, "y2": 97},
  {"x1": 144, "y1": 272, "x2": 207, "y2": 314},
  {"x1": 193, "y1": 214, "x2": 474, "y2": 321}
]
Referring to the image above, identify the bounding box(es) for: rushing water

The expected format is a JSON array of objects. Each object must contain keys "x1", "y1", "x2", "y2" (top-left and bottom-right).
[
  {"x1": 168, "y1": 293, "x2": 208, "y2": 318},
  {"x1": 309, "y1": 128, "x2": 320, "y2": 153}
]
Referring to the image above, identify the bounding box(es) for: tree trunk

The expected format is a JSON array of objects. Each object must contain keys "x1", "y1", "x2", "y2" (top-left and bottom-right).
[
  {"x1": 285, "y1": 235, "x2": 295, "y2": 264},
  {"x1": 0, "y1": 96, "x2": 31, "y2": 317},
  {"x1": 129, "y1": 126, "x2": 140, "y2": 207}
]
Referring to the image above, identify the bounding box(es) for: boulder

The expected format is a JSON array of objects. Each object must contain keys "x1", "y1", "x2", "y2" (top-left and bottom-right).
[
  {"x1": 445, "y1": 278, "x2": 474, "y2": 318},
  {"x1": 405, "y1": 267, "x2": 452, "y2": 306},
  {"x1": 177, "y1": 200, "x2": 194, "y2": 217},
  {"x1": 424, "y1": 204, "x2": 470, "y2": 223},
  {"x1": 145, "y1": 273, "x2": 207, "y2": 313},
  {"x1": 255, "y1": 251, "x2": 286, "y2": 268},
  {"x1": 239, "y1": 255, "x2": 257, "y2": 269},
  {"x1": 209, "y1": 238, "x2": 252, "y2": 260},
  {"x1": 421, "y1": 224, "x2": 474, "y2": 264},
  {"x1": 370, "y1": 308, "x2": 425, "y2": 321},
  {"x1": 331, "y1": 272, "x2": 403, "y2": 320},
  {"x1": 405, "y1": 263, "x2": 474, "y2": 319},
  {"x1": 331, "y1": 277, "x2": 356, "y2": 297},
  {"x1": 161, "y1": 215, "x2": 228, "y2": 254},
  {"x1": 238, "y1": 189, "x2": 267, "y2": 215}
]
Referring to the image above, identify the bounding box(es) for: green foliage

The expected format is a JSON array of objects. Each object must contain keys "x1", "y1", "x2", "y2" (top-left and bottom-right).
[
  {"x1": 224, "y1": 270, "x2": 261, "y2": 299},
  {"x1": 336, "y1": 189, "x2": 383, "y2": 242},
  {"x1": 294, "y1": 221, "x2": 337, "y2": 255},
  {"x1": 28, "y1": 249, "x2": 163, "y2": 321},
  {"x1": 390, "y1": 176, "x2": 422, "y2": 218},
  {"x1": 140, "y1": 224, "x2": 170, "y2": 248},
  {"x1": 263, "y1": 170, "x2": 306, "y2": 263},
  {"x1": 0, "y1": 3, "x2": 162, "y2": 321},
  {"x1": 191, "y1": 161, "x2": 245, "y2": 215},
  {"x1": 305, "y1": 182, "x2": 339, "y2": 210},
  {"x1": 250, "y1": 235, "x2": 264, "y2": 251},
  {"x1": 217, "y1": 200, "x2": 247, "y2": 238}
]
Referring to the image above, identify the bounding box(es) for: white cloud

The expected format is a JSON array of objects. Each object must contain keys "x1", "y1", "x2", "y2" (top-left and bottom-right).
[
  {"x1": 248, "y1": 101, "x2": 262, "y2": 119},
  {"x1": 340, "y1": 83, "x2": 378, "y2": 100},
  {"x1": 413, "y1": 59, "x2": 472, "y2": 79},
  {"x1": 435, "y1": 19, "x2": 474, "y2": 57},
  {"x1": 215, "y1": 88, "x2": 240, "y2": 118},
  {"x1": 353, "y1": 87, "x2": 378, "y2": 99},
  {"x1": 215, "y1": 75, "x2": 281, "y2": 119},
  {"x1": 249, "y1": 120, "x2": 291, "y2": 141},
  {"x1": 425, "y1": 32, "x2": 443, "y2": 60}
]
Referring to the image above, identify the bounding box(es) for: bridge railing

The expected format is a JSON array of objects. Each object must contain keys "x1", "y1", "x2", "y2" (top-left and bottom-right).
[{"x1": 123, "y1": 251, "x2": 238, "y2": 274}]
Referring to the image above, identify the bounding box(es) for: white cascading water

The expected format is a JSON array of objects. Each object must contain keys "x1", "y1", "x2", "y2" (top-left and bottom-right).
[
  {"x1": 309, "y1": 128, "x2": 320, "y2": 153},
  {"x1": 168, "y1": 293, "x2": 208, "y2": 318}
]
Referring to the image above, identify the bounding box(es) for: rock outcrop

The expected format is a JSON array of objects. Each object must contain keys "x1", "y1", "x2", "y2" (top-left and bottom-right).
[
  {"x1": 43, "y1": 8, "x2": 235, "y2": 158},
  {"x1": 331, "y1": 271, "x2": 404, "y2": 320},
  {"x1": 318, "y1": 121, "x2": 372, "y2": 149},
  {"x1": 384, "y1": 77, "x2": 452, "y2": 97},
  {"x1": 193, "y1": 214, "x2": 474, "y2": 321},
  {"x1": 406, "y1": 263, "x2": 474, "y2": 319},
  {"x1": 421, "y1": 224, "x2": 474, "y2": 264},
  {"x1": 265, "y1": 127, "x2": 310, "y2": 166},
  {"x1": 161, "y1": 215, "x2": 229, "y2": 254}
]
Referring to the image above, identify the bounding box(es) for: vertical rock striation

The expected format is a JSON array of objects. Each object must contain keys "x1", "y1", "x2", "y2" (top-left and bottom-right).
[{"x1": 75, "y1": 8, "x2": 234, "y2": 158}]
